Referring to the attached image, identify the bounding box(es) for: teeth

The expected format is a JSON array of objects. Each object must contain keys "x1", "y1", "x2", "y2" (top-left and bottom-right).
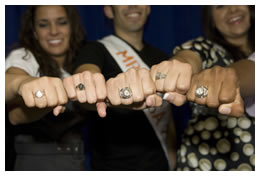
[
  {"x1": 49, "y1": 39, "x2": 61, "y2": 44},
  {"x1": 229, "y1": 16, "x2": 241, "y2": 23},
  {"x1": 127, "y1": 13, "x2": 139, "y2": 18}
]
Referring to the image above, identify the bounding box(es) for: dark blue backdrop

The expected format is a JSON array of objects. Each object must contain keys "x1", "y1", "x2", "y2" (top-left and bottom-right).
[{"x1": 5, "y1": 5, "x2": 203, "y2": 56}]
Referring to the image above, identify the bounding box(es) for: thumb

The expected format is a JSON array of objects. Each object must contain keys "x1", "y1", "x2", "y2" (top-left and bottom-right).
[
  {"x1": 96, "y1": 102, "x2": 107, "y2": 118},
  {"x1": 53, "y1": 105, "x2": 66, "y2": 116},
  {"x1": 218, "y1": 88, "x2": 244, "y2": 117},
  {"x1": 163, "y1": 92, "x2": 187, "y2": 106}
]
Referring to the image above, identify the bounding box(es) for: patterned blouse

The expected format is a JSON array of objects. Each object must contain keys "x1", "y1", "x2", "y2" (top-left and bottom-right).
[{"x1": 173, "y1": 37, "x2": 255, "y2": 171}]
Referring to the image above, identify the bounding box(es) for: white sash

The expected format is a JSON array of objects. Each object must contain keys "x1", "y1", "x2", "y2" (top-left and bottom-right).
[{"x1": 99, "y1": 35, "x2": 173, "y2": 166}]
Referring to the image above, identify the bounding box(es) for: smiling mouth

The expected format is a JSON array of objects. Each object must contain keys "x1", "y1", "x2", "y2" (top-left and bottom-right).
[
  {"x1": 228, "y1": 16, "x2": 243, "y2": 24},
  {"x1": 48, "y1": 39, "x2": 62, "y2": 45}
]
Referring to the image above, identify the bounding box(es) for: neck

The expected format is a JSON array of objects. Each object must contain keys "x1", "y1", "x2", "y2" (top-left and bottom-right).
[
  {"x1": 226, "y1": 34, "x2": 251, "y2": 56},
  {"x1": 115, "y1": 29, "x2": 144, "y2": 51},
  {"x1": 53, "y1": 55, "x2": 65, "y2": 68}
]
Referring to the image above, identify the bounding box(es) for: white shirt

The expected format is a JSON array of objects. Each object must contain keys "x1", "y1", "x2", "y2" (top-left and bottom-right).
[{"x1": 5, "y1": 48, "x2": 70, "y2": 79}]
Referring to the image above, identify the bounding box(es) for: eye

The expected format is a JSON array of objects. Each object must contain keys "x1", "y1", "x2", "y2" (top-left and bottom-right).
[
  {"x1": 57, "y1": 19, "x2": 69, "y2": 26},
  {"x1": 38, "y1": 23, "x2": 48, "y2": 28}
]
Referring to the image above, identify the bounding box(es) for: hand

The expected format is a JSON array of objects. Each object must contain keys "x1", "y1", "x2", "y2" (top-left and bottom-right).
[
  {"x1": 187, "y1": 66, "x2": 244, "y2": 117},
  {"x1": 63, "y1": 71, "x2": 107, "y2": 117},
  {"x1": 18, "y1": 76, "x2": 68, "y2": 116},
  {"x1": 106, "y1": 68, "x2": 162, "y2": 109},
  {"x1": 150, "y1": 59, "x2": 192, "y2": 106}
]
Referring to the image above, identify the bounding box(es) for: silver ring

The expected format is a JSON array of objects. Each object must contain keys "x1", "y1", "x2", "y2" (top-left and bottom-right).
[
  {"x1": 119, "y1": 87, "x2": 132, "y2": 99},
  {"x1": 34, "y1": 90, "x2": 44, "y2": 98},
  {"x1": 195, "y1": 86, "x2": 208, "y2": 98},
  {"x1": 155, "y1": 72, "x2": 167, "y2": 80},
  {"x1": 76, "y1": 83, "x2": 85, "y2": 91}
]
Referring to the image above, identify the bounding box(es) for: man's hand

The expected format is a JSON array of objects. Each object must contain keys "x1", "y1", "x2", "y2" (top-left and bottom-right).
[{"x1": 150, "y1": 59, "x2": 193, "y2": 106}]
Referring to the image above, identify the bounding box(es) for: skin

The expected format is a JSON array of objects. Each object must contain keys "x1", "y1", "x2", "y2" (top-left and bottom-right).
[
  {"x1": 150, "y1": 5, "x2": 253, "y2": 117},
  {"x1": 62, "y1": 5, "x2": 176, "y2": 169},
  {"x1": 6, "y1": 6, "x2": 71, "y2": 125},
  {"x1": 63, "y1": 6, "x2": 161, "y2": 117}
]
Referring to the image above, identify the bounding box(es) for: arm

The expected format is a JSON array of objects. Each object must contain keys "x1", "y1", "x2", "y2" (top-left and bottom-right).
[
  {"x1": 6, "y1": 68, "x2": 67, "y2": 125},
  {"x1": 228, "y1": 59, "x2": 254, "y2": 98}
]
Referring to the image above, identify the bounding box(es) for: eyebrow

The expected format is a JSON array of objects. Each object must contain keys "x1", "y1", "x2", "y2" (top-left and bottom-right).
[{"x1": 37, "y1": 17, "x2": 67, "y2": 22}]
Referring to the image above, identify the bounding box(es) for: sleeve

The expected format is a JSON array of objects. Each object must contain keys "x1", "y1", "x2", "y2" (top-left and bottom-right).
[
  {"x1": 172, "y1": 36, "x2": 231, "y2": 69},
  {"x1": 248, "y1": 52, "x2": 255, "y2": 62},
  {"x1": 73, "y1": 41, "x2": 107, "y2": 72},
  {"x1": 5, "y1": 48, "x2": 40, "y2": 77}
]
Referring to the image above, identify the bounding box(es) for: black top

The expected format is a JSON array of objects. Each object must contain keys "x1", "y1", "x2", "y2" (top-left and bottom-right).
[{"x1": 75, "y1": 36, "x2": 169, "y2": 170}]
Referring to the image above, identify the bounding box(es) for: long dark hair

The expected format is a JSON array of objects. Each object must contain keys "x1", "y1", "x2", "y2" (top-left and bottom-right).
[
  {"x1": 19, "y1": 5, "x2": 85, "y2": 77},
  {"x1": 202, "y1": 5, "x2": 255, "y2": 61}
]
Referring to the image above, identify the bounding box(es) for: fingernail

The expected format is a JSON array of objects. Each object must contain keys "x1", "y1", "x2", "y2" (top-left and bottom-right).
[
  {"x1": 219, "y1": 107, "x2": 231, "y2": 115},
  {"x1": 147, "y1": 97, "x2": 155, "y2": 107},
  {"x1": 163, "y1": 93, "x2": 174, "y2": 101},
  {"x1": 163, "y1": 93, "x2": 170, "y2": 100}
]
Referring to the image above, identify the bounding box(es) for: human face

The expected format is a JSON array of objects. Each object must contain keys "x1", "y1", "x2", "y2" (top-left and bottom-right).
[
  {"x1": 212, "y1": 5, "x2": 251, "y2": 41},
  {"x1": 34, "y1": 6, "x2": 71, "y2": 58},
  {"x1": 111, "y1": 5, "x2": 150, "y2": 33}
]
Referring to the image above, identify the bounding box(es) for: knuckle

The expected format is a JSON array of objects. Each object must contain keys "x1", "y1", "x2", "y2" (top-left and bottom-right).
[
  {"x1": 207, "y1": 101, "x2": 219, "y2": 108},
  {"x1": 145, "y1": 87, "x2": 155, "y2": 95},
  {"x1": 133, "y1": 94, "x2": 144, "y2": 102}
]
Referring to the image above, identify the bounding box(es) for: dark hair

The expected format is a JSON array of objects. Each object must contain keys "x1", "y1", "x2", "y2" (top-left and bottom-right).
[
  {"x1": 202, "y1": 5, "x2": 255, "y2": 61},
  {"x1": 19, "y1": 5, "x2": 85, "y2": 77}
]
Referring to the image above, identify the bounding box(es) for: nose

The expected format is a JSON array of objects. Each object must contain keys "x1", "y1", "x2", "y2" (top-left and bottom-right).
[
  {"x1": 228, "y1": 5, "x2": 239, "y2": 13},
  {"x1": 49, "y1": 24, "x2": 58, "y2": 35}
]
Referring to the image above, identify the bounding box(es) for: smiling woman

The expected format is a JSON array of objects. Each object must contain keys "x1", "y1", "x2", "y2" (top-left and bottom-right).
[{"x1": 5, "y1": 5, "x2": 86, "y2": 171}]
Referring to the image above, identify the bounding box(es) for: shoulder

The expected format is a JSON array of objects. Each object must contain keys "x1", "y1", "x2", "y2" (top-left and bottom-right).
[
  {"x1": 7, "y1": 48, "x2": 34, "y2": 59},
  {"x1": 5, "y1": 48, "x2": 40, "y2": 76}
]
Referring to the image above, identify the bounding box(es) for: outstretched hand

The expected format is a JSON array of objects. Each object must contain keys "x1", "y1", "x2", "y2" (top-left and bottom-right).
[
  {"x1": 187, "y1": 66, "x2": 244, "y2": 117},
  {"x1": 150, "y1": 59, "x2": 193, "y2": 106},
  {"x1": 63, "y1": 70, "x2": 107, "y2": 117},
  {"x1": 106, "y1": 68, "x2": 163, "y2": 110},
  {"x1": 18, "y1": 76, "x2": 68, "y2": 116}
]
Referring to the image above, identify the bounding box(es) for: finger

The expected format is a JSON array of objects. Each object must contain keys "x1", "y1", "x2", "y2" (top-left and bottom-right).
[
  {"x1": 63, "y1": 76, "x2": 77, "y2": 100},
  {"x1": 83, "y1": 71, "x2": 97, "y2": 104},
  {"x1": 117, "y1": 73, "x2": 133, "y2": 105},
  {"x1": 187, "y1": 74, "x2": 198, "y2": 102},
  {"x1": 164, "y1": 65, "x2": 178, "y2": 93},
  {"x1": 106, "y1": 78, "x2": 121, "y2": 106},
  {"x1": 21, "y1": 89, "x2": 36, "y2": 108},
  {"x1": 219, "y1": 70, "x2": 237, "y2": 104},
  {"x1": 139, "y1": 68, "x2": 156, "y2": 97},
  {"x1": 74, "y1": 73, "x2": 87, "y2": 103},
  {"x1": 150, "y1": 64, "x2": 159, "y2": 82},
  {"x1": 154, "y1": 61, "x2": 170, "y2": 92},
  {"x1": 175, "y1": 63, "x2": 192, "y2": 94},
  {"x1": 33, "y1": 90, "x2": 48, "y2": 108},
  {"x1": 53, "y1": 105, "x2": 65, "y2": 116},
  {"x1": 206, "y1": 80, "x2": 221, "y2": 108},
  {"x1": 43, "y1": 81, "x2": 58, "y2": 107},
  {"x1": 96, "y1": 102, "x2": 107, "y2": 118},
  {"x1": 146, "y1": 94, "x2": 163, "y2": 107},
  {"x1": 126, "y1": 68, "x2": 144, "y2": 102},
  {"x1": 163, "y1": 92, "x2": 186, "y2": 106},
  {"x1": 218, "y1": 88, "x2": 244, "y2": 117},
  {"x1": 93, "y1": 73, "x2": 107, "y2": 101},
  {"x1": 53, "y1": 79, "x2": 68, "y2": 105}
]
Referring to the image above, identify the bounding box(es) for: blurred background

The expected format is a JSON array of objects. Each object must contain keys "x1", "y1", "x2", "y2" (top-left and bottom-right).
[{"x1": 5, "y1": 5, "x2": 203, "y2": 56}]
